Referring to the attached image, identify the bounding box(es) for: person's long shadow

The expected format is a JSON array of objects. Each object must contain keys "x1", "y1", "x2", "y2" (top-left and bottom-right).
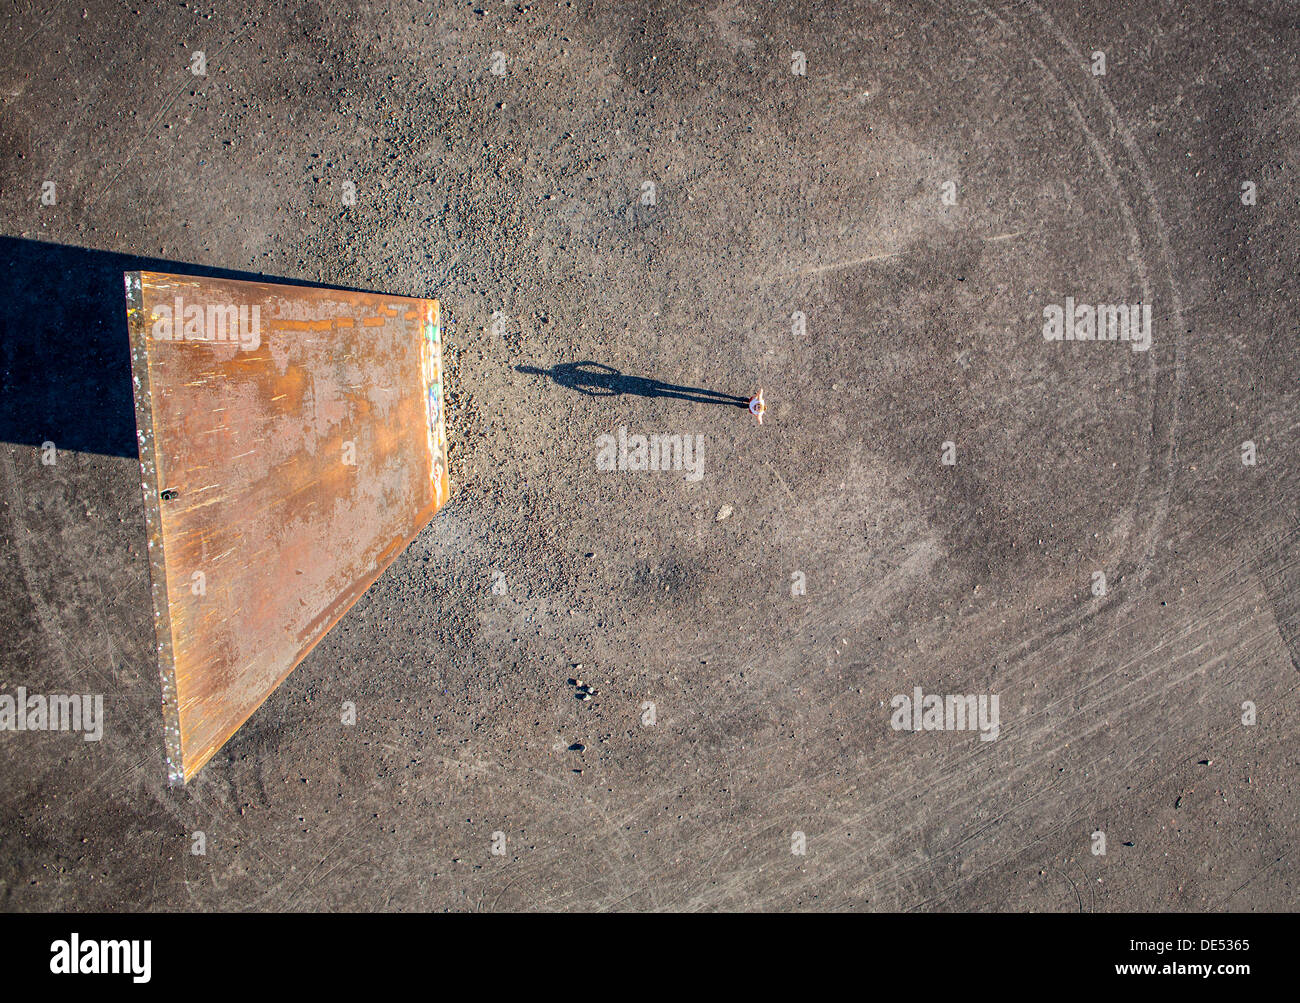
[
  {"x1": 517, "y1": 361, "x2": 749, "y2": 409},
  {"x1": 0, "y1": 236, "x2": 391, "y2": 457}
]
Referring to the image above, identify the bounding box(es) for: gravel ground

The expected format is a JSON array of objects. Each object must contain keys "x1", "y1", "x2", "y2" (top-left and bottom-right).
[{"x1": 1, "y1": 0, "x2": 1297, "y2": 911}]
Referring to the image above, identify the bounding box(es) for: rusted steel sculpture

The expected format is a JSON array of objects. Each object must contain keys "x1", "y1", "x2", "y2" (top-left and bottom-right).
[{"x1": 125, "y1": 272, "x2": 449, "y2": 783}]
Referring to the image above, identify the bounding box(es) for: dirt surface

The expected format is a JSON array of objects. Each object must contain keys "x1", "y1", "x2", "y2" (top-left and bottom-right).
[{"x1": 1, "y1": 0, "x2": 1297, "y2": 911}]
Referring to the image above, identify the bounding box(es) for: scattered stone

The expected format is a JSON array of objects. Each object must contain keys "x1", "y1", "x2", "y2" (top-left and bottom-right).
[{"x1": 716, "y1": 504, "x2": 733, "y2": 521}]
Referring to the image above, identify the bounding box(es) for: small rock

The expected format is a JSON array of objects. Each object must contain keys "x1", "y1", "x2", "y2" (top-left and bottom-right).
[{"x1": 716, "y1": 504, "x2": 733, "y2": 521}]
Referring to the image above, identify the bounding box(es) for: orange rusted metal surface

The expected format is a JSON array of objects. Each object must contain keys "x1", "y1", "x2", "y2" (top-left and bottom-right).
[{"x1": 124, "y1": 271, "x2": 448, "y2": 784}]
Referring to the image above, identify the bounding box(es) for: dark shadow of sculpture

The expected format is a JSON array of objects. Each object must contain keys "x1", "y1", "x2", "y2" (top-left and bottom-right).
[
  {"x1": 0, "y1": 236, "x2": 390, "y2": 458},
  {"x1": 517, "y1": 361, "x2": 749, "y2": 409}
]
